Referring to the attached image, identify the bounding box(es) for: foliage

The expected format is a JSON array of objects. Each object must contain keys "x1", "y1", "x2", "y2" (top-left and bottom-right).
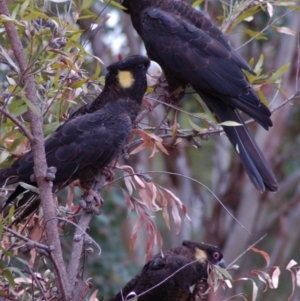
[{"x1": 0, "y1": 0, "x2": 299, "y2": 300}]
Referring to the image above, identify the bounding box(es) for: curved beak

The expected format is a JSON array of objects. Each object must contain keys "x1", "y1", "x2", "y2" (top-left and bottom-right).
[
  {"x1": 218, "y1": 258, "x2": 226, "y2": 269},
  {"x1": 146, "y1": 60, "x2": 163, "y2": 87}
]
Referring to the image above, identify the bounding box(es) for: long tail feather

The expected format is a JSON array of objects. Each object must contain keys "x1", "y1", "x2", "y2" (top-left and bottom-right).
[{"x1": 197, "y1": 92, "x2": 278, "y2": 192}]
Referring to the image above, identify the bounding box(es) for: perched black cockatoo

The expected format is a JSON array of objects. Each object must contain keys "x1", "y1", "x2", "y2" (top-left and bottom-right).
[
  {"x1": 108, "y1": 240, "x2": 225, "y2": 301},
  {"x1": 120, "y1": 0, "x2": 278, "y2": 192},
  {"x1": 0, "y1": 55, "x2": 160, "y2": 223}
]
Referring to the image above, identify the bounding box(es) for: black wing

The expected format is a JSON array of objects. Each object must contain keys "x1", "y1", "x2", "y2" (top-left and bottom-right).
[
  {"x1": 138, "y1": 4, "x2": 277, "y2": 191},
  {"x1": 140, "y1": 6, "x2": 270, "y2": 125},
  {"x1": 108, "y1": 256, "x2": 199, "y2": 301},
  {"x1": 1, "y1": 102, "x2": 131, "y2": 186}
]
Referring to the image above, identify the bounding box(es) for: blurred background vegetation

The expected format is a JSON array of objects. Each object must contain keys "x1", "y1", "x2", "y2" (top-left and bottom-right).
[{"x1": 0, "y1": 0, "x2": 300, "y2": 300}]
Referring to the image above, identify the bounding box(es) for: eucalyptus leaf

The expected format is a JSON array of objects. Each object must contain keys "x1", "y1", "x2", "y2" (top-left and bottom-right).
[{"x1": 19, "y1": 182, "x2": 40, "y2": 194}]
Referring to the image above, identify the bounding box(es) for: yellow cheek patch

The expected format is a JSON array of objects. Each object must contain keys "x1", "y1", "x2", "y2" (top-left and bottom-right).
[
  {"x1": 118, "y1": 70, "x2": 135, "y2": 88},
  {"x1": 195, "y1": 248, "x2": 208, "y2": 263}
]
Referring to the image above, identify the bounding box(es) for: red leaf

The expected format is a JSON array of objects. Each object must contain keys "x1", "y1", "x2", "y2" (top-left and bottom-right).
[{"x1": 250, "y1": 247, "x2": 270, "y2": 267}]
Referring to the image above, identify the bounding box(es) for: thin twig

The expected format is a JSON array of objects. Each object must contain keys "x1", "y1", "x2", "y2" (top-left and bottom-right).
[
  {"x1": 134, "y1": 259, "x2": 198, "y2": 299},
  {"x1": 3, "y1": 226, "x2": 50, "y2": 250},
  {"x1": 135, "y1": 98, "x2": 161, "y2": 124},
  {"x1": 0, "y1": 108, "x2": 34, "y2": 141},
  {"x1": 237, "y1": 7, "x2": 299, "y2": 51},
  {"x1": 271, "y1": 90, "x2": 300, "y2": 114},
  {"x1": 227, "y1": 233, "x2": 268, "y2": 269},
  {"x1": 53, "y1": 217, "x2": 101, "y2": 255},
  {"x1": 25, "y1": 264, "x2": 49, "y2": 301},
  {"x1": 221, "y1": 0, "x2": 256, "y2": 34}
]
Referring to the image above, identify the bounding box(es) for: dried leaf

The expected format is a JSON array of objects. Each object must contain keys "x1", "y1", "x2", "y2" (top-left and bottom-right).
[
  {"x1": 272, "y1": 267, "x2": 280, "y2": 288},
  {"x1": 286, "y1": 259, "x2": 298, "y2": 270},
  {"x1": 155, "y1": 140, "x2": 169, "y2": 155},
  {"x1": 252, "y1": 271, "x2": 266, "y2": 284},
  {"x1": 131, "y1": 129, "x2": 168, "y2": 156},
  {"x1": 288, "y1": 269, "x2": 296, "y2": 301},
  {"x1": 250, "y1": 247, "x2": 270, "y2": 267},
  {"x1": 138, "y1": 187, "x2": 160, "y2": 211},
  {"x1": 122, "y1": 190, "x2": 134, "y2": 213},
  {"x1": 252, "y1": 279, "x2": 258, "y2": 301},
  {"x1": 130, "y1": 216, "x2": 142, "y2": 250},
  {"x1": 162, "y1": 208, "x2": 170, "y2": 230},
  {"x1": 238, "y1": 278, "x2": 258, "y2": 301},
  {"x1": 266, "y1": 2, "x2": 273, "y2": 17},
  {"x1": 149, "y1": 143, "x2": 158, "y2": 158},
  {"x1": 14, "y1": 277, "x2": 32, "y2": 284},
  {"x1": 124, "y1": 173, "x2": 134, "y2": 195},
  {"x1": 134, "y1": 175, "x2": 146, "y2": 188},
  {"x1": 89, "y1": 289, "x2": 99, "y2": 301},
  {"x1": 130, "y1": 142, "x2": 147, "y2": 155},
  {"x1": 224, "y1": 279, "x2": 232, "y2": 288},
  {"x1": 172, "y1": 111, "x2": 178, "y2": 139},
  {"x1": 170, "y1": 198, "x2": 181, "y2": 234},
  {"x1": 296, "y1": 269, "x2": 300, "y2": 287},
  {"x1": 273, "y1": 26, "x2": 295, "y2": 35}
]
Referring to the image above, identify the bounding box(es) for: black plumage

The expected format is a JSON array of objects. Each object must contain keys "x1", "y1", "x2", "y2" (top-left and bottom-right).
[
  {"x1": 108, "y1": 240, "x2": 225, "y2": 301},
  {"x1": 0, "y1": 55, "x2": 151, "y2": 222},
  {"x1": 121, "y1": 0, "x2": 278, "y2": 192}
]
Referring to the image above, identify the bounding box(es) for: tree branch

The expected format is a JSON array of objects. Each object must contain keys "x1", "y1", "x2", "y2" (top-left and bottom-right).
[
  {"x1": 67, "y1": 175, "x2": 106, "y2": 297},
  {"x1": 0, "y1": 2, "x2": 70, "y2": 299},
  {"x1": 221, "y1": 0, "x2": 256, "y2": 34},
  {"x1": 3, "y1": 226, "x2": 50, "y2": 251},
  {"x1": 0, "y1": 108, "x2": 34, "y2": 141}
]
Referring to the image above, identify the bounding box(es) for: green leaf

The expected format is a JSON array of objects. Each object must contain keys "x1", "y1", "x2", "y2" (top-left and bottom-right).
[
  {"x1": 23, "y1": 97, "x2": 42, "y2": 117},
  {"x1": 192, "y1": 112, "x2": 216, "y2": 124},
  {"x1": 253, "y1": 54, "x2": 264, "y2": 76},
  {"x1": 219, "y1": 121, "x2": 242, "y2": 127},
  {"x1": 192, "y1": 0, "x2": 204, "y2": 7},
  {"x1": 105, "y1": 0, "x2": 127, "y2": 10},
  {"x1": 20, "y1": 0, "x2": 30, "y2": 18},
  {"x1": 11, "y1": 3, "x2": 20, "y2": 20},
  {"x1": 19, "y1": 182, "x2": 40, "y2": 194},
  {"x1": 243, "y1": 28, "x2": 268, "y2": 40},
  {"x1": 256, "y1": 89, "x2": 269, "y2": 108},
  {"x1": 7, "y1": 267, "x2": 28, "y2": 284},
  {"x1": 23, "y1": 10, "x2": 50, "y2": 21},
  {"x1": 230, "y1": 5, "x2": 260, "y2": 30},
  {"x1": 8, "y1": 103, "x2": 28, "y2": 117},
  {"x1": 81, "y1": 0, "x2": 94, "y2": 10},
  {"x1": 0, "y1": 46, "x2": 20, "y2": 73},
  {"x1": 0, "y1": 14, "x2": 24, "y2": 27},
  {"x1": 267, "y1": 63, "x2": 291, "y2": 83},
  {"x1": 0, "y1": 150, "x2": 10, "y2": 164},
  {"x1": 188, "y1": 117, "x2": 207, "y2": 133},
  {"x1": 71, "y1": 78, "x2": 89, "y2": 89},
  {"x1": 3, "y1": 269, "x2": 15, "y2": 288},
  {"x1": 92, "y1": 61, "x2": 101, "y2": 79},
  {"x1": 6, "y1": 76, "x2": 16, "y2": 86},
  {"x1": 215, "y1": 266, "x2": 233, "y2": 281}
]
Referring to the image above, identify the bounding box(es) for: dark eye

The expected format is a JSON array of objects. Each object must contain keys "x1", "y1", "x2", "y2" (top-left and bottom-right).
[
  {"x1": 213, "y1": 252, "x2": 220, "y2": 261},
  {"x1": 137, "y1": 64, "x2": 144, "y2": 69}
]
